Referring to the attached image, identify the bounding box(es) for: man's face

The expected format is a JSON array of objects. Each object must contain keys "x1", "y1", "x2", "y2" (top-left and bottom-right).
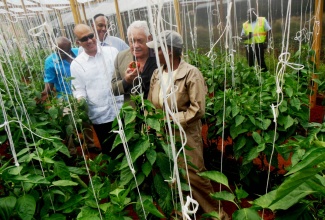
[
  {"x1": 247, "y1": 10, "x2": 257, "y2": 22},
  {"x1": 94, "y1": 16, "x2": 108, "y2": 42},
  {"x1": 157, "y1": 47, "x2": 167, "y2": 65},
  {"x1": 128, "y1": 29, "x2": 150, "y2": 59},
  {"x1": 76, "y1": 29, "x2": 97, "y2": 55},
  {"x1": 57, "y1": 43, "x2": 71, "y2": 60}
]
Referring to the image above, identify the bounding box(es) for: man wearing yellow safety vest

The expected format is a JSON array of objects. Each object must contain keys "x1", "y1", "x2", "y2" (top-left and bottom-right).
[{"x1": 241, "y1": 8, "x2": 271, "y2": 72}]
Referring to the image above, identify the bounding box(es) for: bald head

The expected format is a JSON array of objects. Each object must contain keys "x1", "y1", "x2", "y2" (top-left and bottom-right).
[
  {"x1": 74, "y1": 24, "x2": 92, "y2": 39},
  {"x1": 74, "y1": 24, "x2": 97, "y2": 56},
  {"x1": 55, "y1": 37, "x2": 71, "y2": 60},
  {"x1": 56, "y1": 37, "x2": 71, "y2": 49}
]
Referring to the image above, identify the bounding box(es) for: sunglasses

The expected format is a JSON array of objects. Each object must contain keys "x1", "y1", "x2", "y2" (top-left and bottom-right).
[{"x1": 78, "y1": 33, "x2": 95, "y2": 42}]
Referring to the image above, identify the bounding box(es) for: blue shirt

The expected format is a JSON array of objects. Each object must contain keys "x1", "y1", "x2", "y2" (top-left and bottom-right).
[
  {"x1": 101, "y1": 36, "x2": 129, "y2": 51},
  {"x1": 44, "y1": 48, "x2": 78, "y2": 98}
]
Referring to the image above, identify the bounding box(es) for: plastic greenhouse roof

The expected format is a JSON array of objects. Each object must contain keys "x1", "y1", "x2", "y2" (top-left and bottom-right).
[
  {"x1": 6, "y1": 0, "x2": 37, "y2": 6},
  {"x1": 31, "y1": 0, "x2": 70, "y2": 5}
]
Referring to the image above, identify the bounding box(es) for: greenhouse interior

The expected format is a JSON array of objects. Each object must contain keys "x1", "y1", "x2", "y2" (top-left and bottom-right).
[{"x1": 0, "y1": 0, "x2": 324, "y2": 219}]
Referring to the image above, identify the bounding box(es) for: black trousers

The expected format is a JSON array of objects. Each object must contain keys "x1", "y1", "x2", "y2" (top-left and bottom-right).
[
  {"x1": 93, "y1": 121, "x2": 119, "y2": 159},
  {"x1": 246, "y1": 43, "x2": 268, "y2": 72}
]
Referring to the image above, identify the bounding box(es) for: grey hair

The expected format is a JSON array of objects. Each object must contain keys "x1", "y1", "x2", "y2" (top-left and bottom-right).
[{"x1": 127, "y1": 20, "x2": 150, "y2": 38}]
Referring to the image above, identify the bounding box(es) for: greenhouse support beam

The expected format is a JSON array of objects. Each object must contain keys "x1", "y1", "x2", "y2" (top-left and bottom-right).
[
  {"x1": 310, "y1": 0, "x2": 323, "y2": 108},
  {"x1": 114, "y1": 0, "x2": 125, "y2": 41},
  {"x1": 173, "y1": 0, "x2": 182, "y2": 36},
  {"x1": 81, "y1": 4, "x2": 88, "y2": 24},
  {"x1": 70, "y1": 0, "x2": 82, "y2": 25},
  {"x1": 56, "y1": 9, "x2": 66, "y2": 37}
]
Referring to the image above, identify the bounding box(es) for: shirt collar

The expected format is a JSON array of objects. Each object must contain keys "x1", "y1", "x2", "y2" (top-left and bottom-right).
[{"x1": 80, "y1": 44, "x2": 101, "y2": 61}]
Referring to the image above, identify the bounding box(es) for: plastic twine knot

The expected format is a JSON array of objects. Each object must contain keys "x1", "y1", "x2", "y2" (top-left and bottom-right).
[{"x1": 182, "y1": 196, "x2": 199, "y2": 220}]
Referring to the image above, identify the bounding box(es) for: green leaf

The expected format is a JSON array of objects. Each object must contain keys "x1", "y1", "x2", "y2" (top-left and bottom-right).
[
  {"x1": 248, "y1": 115, "x2": 256, "y2": 125},
  {"x1": 17, "y1": 194, "x2": 36, "y2": 220},
  {"x1": 285, "y1": 87, "x2": 293, "y2": 97},
  {"x1": 210, "y1": 191, "x2": 236, "y2": 204},
  {"x1": 244, "y1": 148, "x2": 259, "y2": 165},
  {"x1": 260, "y1": 119, "x2": 272, "y2": 130},
  {"x1": 35, "y1": 128, "x2": 49, "y2": 137},
  {"x1": 52, "y1": 180, "x2": 78, "y2": 186},
  {"x1": 198, "y1": 171, "x2": 229, "y2": 188},
  {"x1": 156, "y1": 153, "x2": 172, "y2": 180},
  {"x1": 7, "y1": 166, "x2": 23, "y2": 175},
  {"x1": 52, "y1": 140, "x2": 69, "y2": 157},
  {"x1": 48, "y1": 106, "x2": 59, "y2": 119},
  {"x1": 54, "y1": 161, "x2": 70, "y2": 180},
  {"x1": 143, "y1": 200, "x2": 165, "y2": 218},
  {"x1": 232, "y1": 208, "x2": 261, "y2": 220},
  {"x1": 279, "y1": 100, "x2": 288, "y2": 112},
  {"x1": 276, "y1": 168, "x2": 321, "y2": 199},
  {"x1": 252, "y1": 132, "x2": 262, "y2": 144},
  {"x1": 44, "y1": 213, "x2": 67, "y2": 220},
  {"x1": 285, "y1": 148, "x2": 325, "y2": 176},
  {"x1": 232, "y1": 104, "x2": 240, "y2": 117},
  {"x1": 283, "y1": 115, "x2": 294, "y2": 130},
  {"x1": 290, "y1": 97, "x2": 301, "y2": 110},
  {"x1": 124, "y1": 110, "x2": 137, "y2": 126},
  {"x1": 57, "y1": 195, "x2": 83, "y2": 211},
  {"x1": 120, "y1": 139, "x2": 150, "y2": 170},
  {"x1": 257, "y1": 143, "x2": 265, "y2": 152},
  {"x1": 234, "y1": 135, "x2": 246, "y2": 152},
  {"x1": 235, "y1": 187, "x2": 249, "y2": 200},
  {"x1": 66, "y1": 124, "x2": 74, "y2": 136},
  {"x1": 0, "y1": 196, "x2": 16, "y2": 220},
  {"x1": 146, "y1": 148, "x2": 157, "y2": 165},
  {"x1": 147, "y1": 117, "x2": 160, "y2": 132},
  {"x1": 230, "y1": 124, "x2": 239, "y2": 139},
  {"x1": 27, "y1": 175, "x2": 50, "y2": 184},
  {"x1": 112, "y1": 128, "x2": 134, "y2": 148},
  {"x1": 235, "y1": 115, "x2": 245, "y2": 127},
  {"x1": 253, "y1": 183, "x2": 314, "y2": 211},
  {"x1": 141, "y1": 161, "x2": 152, "y2": 177}
]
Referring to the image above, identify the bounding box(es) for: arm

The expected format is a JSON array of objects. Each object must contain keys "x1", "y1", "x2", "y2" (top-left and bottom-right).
[
  {"x1": 174, "y1": 68, "x2": 207, "y2": 127},
  {"x1": 70, "y1": 62, "x2": 86, "y2": 100},
  {"x1": 111, "y1": 52, "x2": 135, "y2": 95},
  {"x1": 36, "y1": 56, "x2": 56, "y2": 103}
]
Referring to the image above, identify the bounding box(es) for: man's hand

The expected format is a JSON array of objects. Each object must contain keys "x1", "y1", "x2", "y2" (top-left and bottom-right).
[
  {"x1": 124, "y1": 66, "x2": 141, "y2": 84},
  {"x1": 35, "y1": 91, "x2": 48, "y2": 104},
  {"x1": 263, "y1": 42, "x2": 268, "y2": 49}
]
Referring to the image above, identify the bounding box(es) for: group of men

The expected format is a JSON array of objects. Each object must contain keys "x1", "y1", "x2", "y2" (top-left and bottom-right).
[{"x1": 40, "y1": 8, "x2": 271, "y2": 219}]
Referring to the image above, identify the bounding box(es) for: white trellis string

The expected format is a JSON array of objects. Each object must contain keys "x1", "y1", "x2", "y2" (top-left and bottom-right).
[{"x1": 148, "y1": 1, "x2": 197, "y2": 219}]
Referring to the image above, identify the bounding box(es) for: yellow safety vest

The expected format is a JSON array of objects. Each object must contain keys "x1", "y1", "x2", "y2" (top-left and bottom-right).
[{"x1": 243, "y1": 17, "x2": 267, "y2": 44}]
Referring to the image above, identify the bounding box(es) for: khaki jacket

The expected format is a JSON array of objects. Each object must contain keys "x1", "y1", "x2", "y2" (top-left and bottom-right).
[{"x1": 148, "y1": 60, "x2": 207, "y2": 169}]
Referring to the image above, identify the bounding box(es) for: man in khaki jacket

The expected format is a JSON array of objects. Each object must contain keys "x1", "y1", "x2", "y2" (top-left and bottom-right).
[{"x1": 147, "y1": 30, "x2": 229, "y2": 220}]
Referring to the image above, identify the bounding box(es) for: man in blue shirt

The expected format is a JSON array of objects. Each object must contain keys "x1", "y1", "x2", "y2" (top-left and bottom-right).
[{"x1": 41, "y1": 37, "x2": 78, "y2": 100}]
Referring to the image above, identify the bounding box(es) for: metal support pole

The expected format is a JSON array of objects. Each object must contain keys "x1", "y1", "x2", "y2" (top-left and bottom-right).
[{"x1": 114, "y1": 0, "x2": 125, "y2": 41}]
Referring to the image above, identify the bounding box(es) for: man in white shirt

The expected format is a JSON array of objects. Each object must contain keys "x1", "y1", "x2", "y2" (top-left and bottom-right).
[
  {"x1": 93, "y1": 13, "x2": 129, "y2": 52},
  {"x1": 71, "y1": 24, "x2": 123, "y2": 157}
]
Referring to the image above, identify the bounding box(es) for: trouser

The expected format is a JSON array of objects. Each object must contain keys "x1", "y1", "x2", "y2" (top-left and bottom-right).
[
  {"x1": 246, "y1": 43, "x2": 268, "y2": 72},
  {"x1": 92, "y1": 121, "x2": 119, "y2": 159},
  {"x1": 176, "y1": 122, "x2": 229, "y2": 219}
]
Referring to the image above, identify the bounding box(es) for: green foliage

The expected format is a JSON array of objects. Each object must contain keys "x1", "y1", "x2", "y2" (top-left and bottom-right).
[{"x1": 111, "y1": 95, "x2": 181, "y2": 219}]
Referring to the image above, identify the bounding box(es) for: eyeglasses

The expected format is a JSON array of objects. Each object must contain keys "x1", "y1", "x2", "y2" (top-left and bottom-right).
[{"x1": 78, "y1": 33, "x2": 95, "y2": 42}]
